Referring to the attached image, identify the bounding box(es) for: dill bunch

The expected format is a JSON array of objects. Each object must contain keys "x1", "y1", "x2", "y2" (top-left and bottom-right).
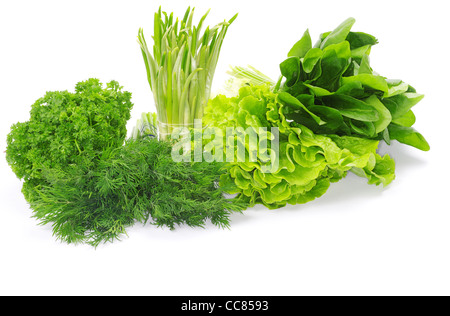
[{"x1": 28, "y1": 138, "x2": 245, "y2": 247}]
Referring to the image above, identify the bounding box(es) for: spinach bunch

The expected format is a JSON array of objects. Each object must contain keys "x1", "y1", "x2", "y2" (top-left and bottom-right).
[
  {"x1": 277, "y1": 18, "x2": 429, "y2": 151},
  {"x1": 230, "y1": 18, "x2": 429, "y2": 152}
]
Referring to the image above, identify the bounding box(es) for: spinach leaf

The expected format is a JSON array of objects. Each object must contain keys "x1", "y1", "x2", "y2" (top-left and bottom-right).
[
  {"x1": 346, "y1": 31, "x2": 378, "y2": 49},
  {"x1": 364, "y1": 95, "x2": 392, "y2": 133},
  {"x1": 288, "y1": 29, "x2": 312, "y2": 58},
  {"x1": 382, "y1": 93, "x2": 424, "y2": 119},
  {"x1": 302, "y1": 48, "x2": 323, "y2": 73},
  {"x1": 322, "y1": 95, "x2": 379, "y2": 122},
  {"x1": 388, "y1": 124, "x2": 430, "y2": 151},
  {"x1": 320, "y1": 17, "x2": 355, "y2": 49},
  {"x1": 280, "y1": 57, "x2": 301, "y2": 87}
]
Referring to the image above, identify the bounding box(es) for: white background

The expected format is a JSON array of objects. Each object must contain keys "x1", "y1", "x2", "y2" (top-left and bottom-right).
[{"x1": 1, "y1": 0, "x2": 449, "y2": 296}]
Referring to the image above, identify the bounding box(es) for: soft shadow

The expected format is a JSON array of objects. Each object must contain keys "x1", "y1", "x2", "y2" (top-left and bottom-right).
[
  {"x1": 103, "y1": 141, "x2": 432, "y2": 244},
  {"x1": 378, "y1": 141, "x2": 429, "y2": 170},
  {"x1": 257, "y1": 172, "x2": 387, "y2": 215}
]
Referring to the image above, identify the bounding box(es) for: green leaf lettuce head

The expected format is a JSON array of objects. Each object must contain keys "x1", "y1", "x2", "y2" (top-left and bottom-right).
[{"x1": 203, "y1": 84, "x2": 395, "y2": 209}]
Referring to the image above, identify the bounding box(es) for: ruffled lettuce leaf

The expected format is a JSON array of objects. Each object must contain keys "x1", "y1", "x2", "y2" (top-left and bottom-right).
[{"x1": 204, "y1": 84, "x2": 395, "y2": 209}]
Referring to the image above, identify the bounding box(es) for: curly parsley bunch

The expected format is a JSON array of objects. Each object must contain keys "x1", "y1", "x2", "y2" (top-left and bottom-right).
[{"x1": 6, "y1": 78, "x2": 133, "y2": 183}]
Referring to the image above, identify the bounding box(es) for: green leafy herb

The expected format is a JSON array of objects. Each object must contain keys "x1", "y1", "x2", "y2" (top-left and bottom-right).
[
  {"x1": 27, "y1": 138, "x2": 245, "y2": 246},
  {"x1": 6, "y1": 78, "x2": 133, "y2": 184},
  {"x1": 6, "y1": 79, "x2": 245, "y2": 246},
  {"x1": 138, "y1": 7, "x2": 237, "y2": 140}
]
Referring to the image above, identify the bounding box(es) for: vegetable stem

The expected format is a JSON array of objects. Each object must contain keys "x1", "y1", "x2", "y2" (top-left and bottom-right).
[{"x1": 138, "y1": 7, "x2": 237, "y2": 140}]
